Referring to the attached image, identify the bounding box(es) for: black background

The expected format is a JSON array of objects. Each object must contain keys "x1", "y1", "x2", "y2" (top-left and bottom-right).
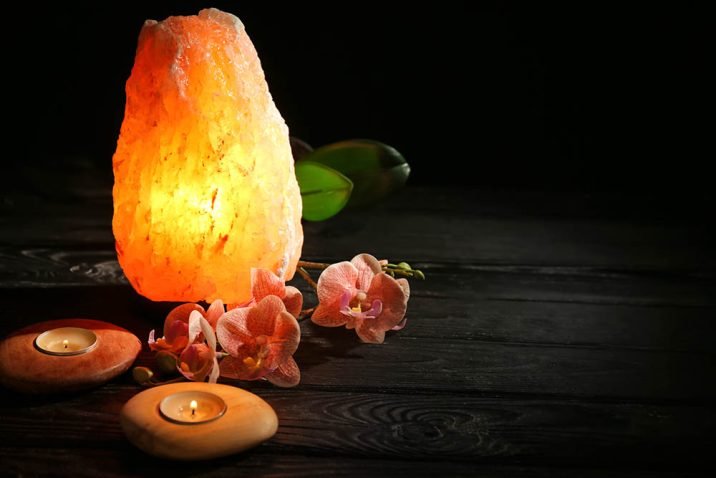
[{"x1": 4, "y1": 2, "x2": 710, "y2": 192}]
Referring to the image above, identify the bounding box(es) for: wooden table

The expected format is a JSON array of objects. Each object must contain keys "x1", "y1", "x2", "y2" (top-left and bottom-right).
[{"x1": 1, "y1": 164, "x2": 714, "y2": 476}]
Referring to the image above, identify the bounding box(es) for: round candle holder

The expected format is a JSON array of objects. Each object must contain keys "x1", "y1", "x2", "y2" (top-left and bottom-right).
[
  {"x1": 0, "y1": 319, "x2": 141, "y2": 394},
  {"x1": 121, "y1": 382, "x2": 278, "y2": 460}
]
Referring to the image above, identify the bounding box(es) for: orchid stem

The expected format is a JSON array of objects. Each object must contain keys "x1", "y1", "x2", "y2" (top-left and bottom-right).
[
  {"x1": 297, "y1": 267, "x2": 318, "y2": 290},
  {"x1": 298, "y1": 307, "x2": 315, "y2": 321},
  {"x1": 297, "y1": 260, "x2": 330, "y2": 270}
]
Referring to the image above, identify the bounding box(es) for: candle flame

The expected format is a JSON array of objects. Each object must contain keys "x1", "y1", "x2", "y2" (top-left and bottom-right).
[
  {"x1": 63, "y1": 339, "x2": 69, "y2": 349},
  {"x1": 190, "y1": 400, "x2": 198, "y2": 416}
]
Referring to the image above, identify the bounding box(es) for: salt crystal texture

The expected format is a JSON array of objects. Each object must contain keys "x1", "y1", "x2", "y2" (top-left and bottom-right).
[{"x1": 112, "y1": 9, "x2": 303, "y2": 304}]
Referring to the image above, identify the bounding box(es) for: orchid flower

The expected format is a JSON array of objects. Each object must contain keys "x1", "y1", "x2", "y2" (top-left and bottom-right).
[
  {"x1": 229, "y1": 268, "x2": 303, "y2": 318},
  {"x1": 311, "y1": 253, "x2": 410, "y2": 344},
  {"x1": 216, "y1": 295, "x2": 301, "y2": 387},
  {"x1": 148, "y1": 300, "x2": 225, "y2": 353},
  {"x1": 176, "y1": 310, "x2": 220, "y2": 383}
]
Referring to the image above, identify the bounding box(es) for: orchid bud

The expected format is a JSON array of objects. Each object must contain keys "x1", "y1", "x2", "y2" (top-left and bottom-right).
[
  {"x1": 132, "y1": 366, "x2": 154, "y2": 384},
  {"x1": 156, "y1": 350, "x2": 179, "y2": 375}
]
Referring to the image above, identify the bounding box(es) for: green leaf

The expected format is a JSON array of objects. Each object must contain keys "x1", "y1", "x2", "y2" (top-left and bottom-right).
[
  {"x1": 300, "y1": 139, "x2": 410, "y2": 207},
  {"x1": 296, "y1": 161, "x2": 353, "y2": 221}
]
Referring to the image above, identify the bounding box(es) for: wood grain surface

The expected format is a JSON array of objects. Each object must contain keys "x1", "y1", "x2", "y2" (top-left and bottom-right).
[{"x1": 1, "y1": 173, "x2": 713, "y2": 476}]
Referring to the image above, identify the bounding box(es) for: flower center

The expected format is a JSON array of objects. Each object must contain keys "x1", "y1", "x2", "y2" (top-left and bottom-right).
[
  {"x1": 350, "y1": 291, "x2": 367, "y2": 314},
  {"x1": 243, "y1": 335, "x2": 270, "y2": 371},
  {"x1": 341, "y1": 290, "x2": 383, "y2": 320},
  {"x1": 349, "y1": 291, "x2": 368, "y2": 312}
]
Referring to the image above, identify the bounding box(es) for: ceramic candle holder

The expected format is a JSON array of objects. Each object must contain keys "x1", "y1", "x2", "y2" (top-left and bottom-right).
[
  {"x1": 0, "y1": 319, "x2": 141, "y2": 394},
  {"x1": 120, "y1": 382, "x2": 278, "y2": 460}
]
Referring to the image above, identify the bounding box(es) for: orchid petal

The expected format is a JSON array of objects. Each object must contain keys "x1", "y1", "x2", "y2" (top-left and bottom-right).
[
  {"x1": 251, "y1": 268, "x2": 286, "y2": 301},
  {"x1": 246, "y1": 295, "x2": 285, "y2": 338},
  {"x1": 177, "y1": 344, "x2": 214, "y2": 381},
  {"x1": 198, "y1": 313, "x2": 217, "y2": 352},
  {"x1": 216, "y1": 307, "x2": 253, "y2": 356},
  {"x1": 396, "y1": 278, "x2": 411, "y2": 300},
  {"x1": 266, "y1": 311, "x2": 300, "y2": 366},
  {"x1": 164, "y1": 303, "x2": 204, "y2": 336},
  {"x1": 364, "y1": 299, "x2": 383, "y2": 319},
  {"x1": 205, "y1": 299, "x2": 225, "y2": 328},
  {"x1": 208, "y1": 355, "x2": 220, "y2": 384},
  {"x1": 283, "y1": 286, "x2": 303, "y2": 317},
  {"x1": 351, "y1": 253, "x2": 382, "y2": 291},
  {"x1": 186, "y1": 310, "x2": 204, "y2": 346},
  {"x1": 367, "y1": 272, "x2": 409, "y2": 330},
  {"x1": 312, "y1": 300, "x2": 349, "y2": 327},
  {"x1": 148, "y1": 320, "x2": 189, "y2": 353},
  {"x1": 265, "y1": 356, "x2": 300, "y2": 388},
  {"x1": 356, "y1": 323, "x2": 387, "y2": 344},
  {"x1": 218, "y1": 354, "x2": 269, "y2": 381},
  {"x1": 218, "y1": 355, "x2": 243, "y2": 380},
  {"x1": 316, "y1": 261, "x2": 358, "y2": 305},
  {"x1": 340, "y1": 290, "x2": 352, "y2": 311}
]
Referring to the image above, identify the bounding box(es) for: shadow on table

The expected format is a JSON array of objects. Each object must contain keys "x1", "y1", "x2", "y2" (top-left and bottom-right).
[{"x1": 0, "y1": 285, "x2": 180, "y2": 337}]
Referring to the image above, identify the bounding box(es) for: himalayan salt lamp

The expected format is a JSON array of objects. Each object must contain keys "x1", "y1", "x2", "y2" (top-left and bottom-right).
[{"x1": 112, "y1": 8, "x2": 303, "y2": 304}]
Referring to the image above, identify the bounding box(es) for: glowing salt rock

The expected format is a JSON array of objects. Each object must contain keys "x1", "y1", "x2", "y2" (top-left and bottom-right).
[{"x1": 112, "y1": 8, "x2": 303, "y2": 304}]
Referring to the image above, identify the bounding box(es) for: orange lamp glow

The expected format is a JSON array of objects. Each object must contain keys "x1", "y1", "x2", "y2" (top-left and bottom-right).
[{"x1": 112, "y1": 9, "x2": 303, "y2": 304}]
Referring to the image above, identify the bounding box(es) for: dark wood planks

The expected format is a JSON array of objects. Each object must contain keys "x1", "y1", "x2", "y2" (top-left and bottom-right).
[
  {"x1": 2, "y1": 448, "x2": 706, "y2": 478},
  {"x1": 2, "y1": 247, "x2": 715, "y2": 308},
  {"x1": 2, "y1": 180, "x2": 715, "y2": 476},
  {"x1": 1, "y1": 386, "x2": 713, "y2": 470},
  {"x1": 304, "y1": 214, "x2": 716, "y2": 270},
  {"x1": 3, "y1": 185, "x2": 715, "y2": 270},
  {"x1": 1, "y1": 253, "x2": 714, "y2": 355},
  {"x1": 0, "y1": 279, "x2": 713, "y2": 401},
  {"x1": 293, "y1": 334, "x2": 716, "y2": 400}
]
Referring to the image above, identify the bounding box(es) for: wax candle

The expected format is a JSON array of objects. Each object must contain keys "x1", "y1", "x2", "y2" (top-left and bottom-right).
[
  {"x1": 159, "y1": 391, "x2": 227, "y2": 424},
  {"x1": 34, "y1": 327, "x2": 97, "y2": 356}
]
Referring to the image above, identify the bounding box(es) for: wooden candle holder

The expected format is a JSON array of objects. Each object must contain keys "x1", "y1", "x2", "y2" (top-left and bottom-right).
[{"x1": 121, "y1": 382, "x2": 278, "y2": 460}]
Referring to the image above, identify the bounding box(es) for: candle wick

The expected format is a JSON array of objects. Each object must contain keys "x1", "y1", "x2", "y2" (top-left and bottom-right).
[{"x1": 191, "y1": 408, "x2": 196, "y2": 416}]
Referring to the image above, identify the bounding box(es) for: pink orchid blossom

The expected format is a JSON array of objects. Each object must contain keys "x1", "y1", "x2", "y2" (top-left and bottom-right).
[
  {"x1": 311, "y1": 253, "x2": 410, "y2": 344},
  {"x1": 228, "y1": 268, "x2": 302, "y2": 318},
  {"x1": 148, "y1": 300, "x2": 225, "y2": 353},
  {"x1": 177, "y1": 310, "x2": 221, "y2": 383},
  {"x1": 216, "y1": 295, "x2": 301, "y2": 388}
]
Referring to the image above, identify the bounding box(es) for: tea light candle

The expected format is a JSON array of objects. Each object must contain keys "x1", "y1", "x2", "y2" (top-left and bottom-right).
[
  {"x1": 34, "y1": 327, "x2": 98, "y2": 356},
  {"x1": 159, "y1": 390, "x2": 227, "y2": 424},
  {"x1": 121, "y1": 382, "x2": 278, "y2": 460}
]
